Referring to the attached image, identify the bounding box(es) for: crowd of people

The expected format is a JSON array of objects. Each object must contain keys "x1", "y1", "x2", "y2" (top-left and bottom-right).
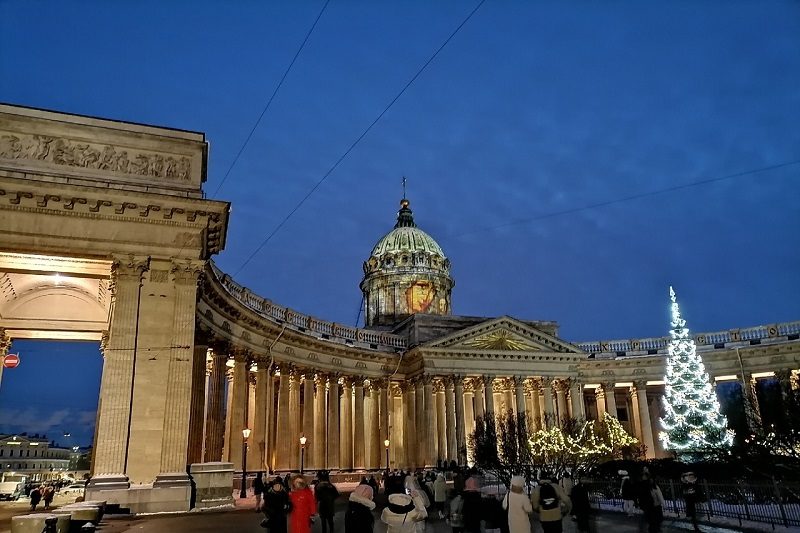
[{"x1": 249, "y1": 467, "x2": 707, "y2": 533}]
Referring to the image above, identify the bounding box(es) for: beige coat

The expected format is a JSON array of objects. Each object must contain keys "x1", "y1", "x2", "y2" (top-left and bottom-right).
[
  {"x1": 503, "y1": 489, "x2": 533, "y2": 533},
  {"x1": 531, "y1": 481, "x2": 571, "y2": 523}
]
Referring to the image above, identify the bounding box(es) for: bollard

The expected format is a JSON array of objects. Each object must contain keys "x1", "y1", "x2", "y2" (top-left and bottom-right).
[{"x1": 43, "y1": 517, "x2": 58, "y2": 533}]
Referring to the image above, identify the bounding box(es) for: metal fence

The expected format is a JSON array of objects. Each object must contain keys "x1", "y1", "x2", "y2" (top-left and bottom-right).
[{"x1": 584, "y1": 479, "x2": 800, "y2": 528}]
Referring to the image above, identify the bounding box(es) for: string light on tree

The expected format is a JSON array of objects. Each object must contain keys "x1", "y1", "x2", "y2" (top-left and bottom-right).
[{"x1": 659, "y1": 286, "x2": 734, "y2": 459}]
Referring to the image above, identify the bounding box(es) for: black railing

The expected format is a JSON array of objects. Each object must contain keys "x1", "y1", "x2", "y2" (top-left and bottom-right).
[{"x1": 584, "y1": 479, "x2": 800, "y2": 528}]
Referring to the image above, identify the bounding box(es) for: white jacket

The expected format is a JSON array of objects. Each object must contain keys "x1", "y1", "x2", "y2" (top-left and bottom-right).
[
  {"x1": 503, "y1": 489, "x2": 533, "y2": 533},
  {"x1": 381, "y1": 492, "x2": 428, "y2": 533}
]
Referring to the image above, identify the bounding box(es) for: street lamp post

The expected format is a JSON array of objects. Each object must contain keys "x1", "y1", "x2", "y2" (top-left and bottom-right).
[
  {"x1": 384, "y1": 439, "x2": 390, "y2": 472},
  {"x1": 240, "y1": 428, "x2": 251, "y2": 499},
  {"x1": 299, "y1": 436, "x2": 307, "y2": 474}
]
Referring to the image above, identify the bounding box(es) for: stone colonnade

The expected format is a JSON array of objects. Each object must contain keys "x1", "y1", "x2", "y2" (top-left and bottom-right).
[{"x1": 191, "y1": 351, "x2": 800, "y2": 470}]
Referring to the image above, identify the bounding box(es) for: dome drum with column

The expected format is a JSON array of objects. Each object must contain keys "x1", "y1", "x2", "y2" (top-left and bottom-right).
[{"x1": 361, "y1": 199, "x2": 454, "y2": 327}]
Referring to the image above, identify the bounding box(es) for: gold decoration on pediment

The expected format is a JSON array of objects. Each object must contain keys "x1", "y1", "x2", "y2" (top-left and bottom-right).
[{"x1": 462, "y1": 329, "x2": 539, "y2": 351}]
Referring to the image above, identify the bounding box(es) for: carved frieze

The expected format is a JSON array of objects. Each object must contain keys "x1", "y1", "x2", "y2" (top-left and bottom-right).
[{"x1": 0, "y1": 132, "x2": 192, "y2": 181}]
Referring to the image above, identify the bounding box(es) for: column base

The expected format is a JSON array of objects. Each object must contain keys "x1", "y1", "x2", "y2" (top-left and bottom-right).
[
  {"x1": 86, "y1": 474, "x2": 130, "y2": 491},
  {"x1": 154, "y1": 472, "x2": 192, "y2": 488}
]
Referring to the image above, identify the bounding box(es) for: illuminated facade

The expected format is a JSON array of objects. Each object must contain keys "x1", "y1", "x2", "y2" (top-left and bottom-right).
[{"x1": 1, "y1": 103, "x2": 798, "y2": 513}]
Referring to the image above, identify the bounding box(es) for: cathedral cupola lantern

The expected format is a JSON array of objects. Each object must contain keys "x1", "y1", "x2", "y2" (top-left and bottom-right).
[{"x1": 361, "y1": 197, "x2": 454, "y2": 327}]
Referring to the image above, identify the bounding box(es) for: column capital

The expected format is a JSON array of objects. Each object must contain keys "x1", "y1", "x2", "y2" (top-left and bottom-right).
[
  {"x1": 352, "y1": 376, "x2": 366, "y2": 388},
  {"x1": 111, "y1": 254, "x2": 149, "y2": 286},
  {"x1": 99, "y1": 330, "x2": 110, "y2": 357},
  {"x1": 775, "y1": 368, "x2": 792, "y2": 383},
  {"x1": 633, "y1": 379, "x2": 648, "y2": 390},
  {"x1": 511, "y1": 375, "x2": 526, "y2": 388},
  {"x1": 314, "y1": 373, "x2": 328, "y2": 387},
  {"x1": 601, "y1": 381, "x2": 616, "y2": 392},
  {"x1": 231, "y1": 347, "x2": 251, "y2": 363},
  {"x1": 171, "y1": 259, "x2": 205, "y2": 286},
  {"x1": 340, "y1": 375, "x2": 354, "y2": 388}
]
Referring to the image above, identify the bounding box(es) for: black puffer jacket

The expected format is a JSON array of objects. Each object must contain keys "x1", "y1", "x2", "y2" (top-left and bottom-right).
[{"x1": 344, "y1": 493, "x2": 376, "y2": 533}]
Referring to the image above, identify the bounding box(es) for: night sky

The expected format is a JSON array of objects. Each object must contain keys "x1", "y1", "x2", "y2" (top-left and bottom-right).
[{"x1": 1, "y1": 1, "x2": 798, "y2": 446}]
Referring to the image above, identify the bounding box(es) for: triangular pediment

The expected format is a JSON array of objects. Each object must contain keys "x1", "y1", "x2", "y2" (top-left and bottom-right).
[{"x1": 422, "y1": 316, "x2": 581, "y2": 353}]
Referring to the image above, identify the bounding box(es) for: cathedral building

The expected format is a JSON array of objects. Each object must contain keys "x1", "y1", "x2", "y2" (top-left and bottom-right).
[
  {"x1": 1, "y1": 103, "x2": 797, "y2": 510},
  {"x1": 197, "y1": 196, "x2": 800, "y2": 472}
]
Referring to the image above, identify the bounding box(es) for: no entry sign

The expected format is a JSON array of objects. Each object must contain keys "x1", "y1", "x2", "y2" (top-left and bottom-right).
[{"x1": 2, "y1": 354, "x2": 20, "y2": 369}]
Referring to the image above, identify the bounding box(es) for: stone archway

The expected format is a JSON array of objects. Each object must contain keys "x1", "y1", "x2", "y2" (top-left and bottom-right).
[{"x1": 0, "y1": 104, "x2": 229, "y2": 512}]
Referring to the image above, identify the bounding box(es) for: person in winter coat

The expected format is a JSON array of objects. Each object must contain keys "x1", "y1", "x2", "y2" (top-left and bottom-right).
[
  {"x1": 637, "y1": 475, "x2": 664, "y2": 533},
  {"x1": 503, "y1": 476, "x2": 532, "y2": 533},
  {"x1": 314, "y1": 476, "x2": 340, "y2": 533},
  {"x1": 449, "y1": 490, "x2": 465, "y2": 533},
  {"x1": 253, "y1": 472, "x2": 265, "y2": 512},
  {"x1": 482, "y1": 486, "x2": 505, "y2": 533},
  {"x1": 42, "y1": 484, "x2": 55, "y2": 510},
  {"x1": 531, "y1": 473, "x2": 571, "y2": 533},
  {"x1": 345, "y1": 484, "x2": 375, "y2": 533},
  {"x1": 461, "y1": 477, "x2": 483, "y2": 533},
  {"x1": 29, "y1": 486, "x2": 42, "y2": 511},
  {"x1": 289, "y1": 475, "x2": 316, "y2": 533},
  {"x1": 405, "y1": 475, "x2": 430, "y2": 509},
  {"x1": 381, "y1": 491, "x2": 428, "y2": 533},
  {"x1": 263, "y1": 478, "x2": 292, "y2": 533},
  {"x1": 681, "y1": 472, "x2": 705, "y2": 532},
  {"x1": 619, "y1": 470, "x2": 636, "y2": 517},
  {"x1": 433, "y1": 473, "x2": 448, "y2": 519},
  {"x1": 570, "y1": 478, "x2": 591, "y2": 533}
]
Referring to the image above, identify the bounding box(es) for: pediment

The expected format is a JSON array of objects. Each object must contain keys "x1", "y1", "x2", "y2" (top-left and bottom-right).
[{"x1": 422, "y1": 316, "x2": 581, "y2": 353}]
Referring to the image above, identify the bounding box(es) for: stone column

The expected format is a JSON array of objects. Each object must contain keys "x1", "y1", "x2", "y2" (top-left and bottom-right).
[
  {"x1": 223, "y1": 367, "x2": 234, "y2": 461},
  {"x1": 412, "y1": 378, "x2": 425, "y2": 467},
  {"x1": 354, "y1": 379, "x2": 366, "y2": 469},
  {"x1": 228, "y1": 354, "x2": 249, "y2": 471},
  {"x1": 633, "y1": 381, "x2": 655, "y2": 458},
  {"x1": 483, "y1": 376, "x2": 495, "y2": 415},
  {"x1": 402, "y1": 383, "x2": 416, "y2": 469},
  {"x1": 379, "y1": 380, "x2": 390, "y2": 469},
  {"x1": 368, "y1": 383, "x2": 380, "y2": 469},
  {"x1": 542, "y1": 378, "x2": 556, "y2": 427},
  {"x1": 92, "y1": 256, "x2": 148, "y2": 487},
  {"x1": 513, "y1": 377, "x2": 526, "y2": 418},
  {"x1": 463, "y1": 389, "x2": 475, "y2": 463},
  {"x1": 740, "y1": 373, "x2": 763, "y2": 431},
  {"x1": 288, "y1": 370, "x2": 300, "y2": 470},
  {"x1": 252, "y1": 361, "x2": 269, "y2": 472},
  {"x1": 340, "y1": 378, "x2": 353, "y2": 469},
  {"x1": 555, "y1": 380, "x2": 568, "y2": 425},
  {"x1": 302, "y1": 373, "x2": 315, "y2": 469},
  {"x1": 594, "y1": 387, "x2": 607, "y2": 420},
  {"x1": 204, "y1": 350, "x2": 227, "y2": 462},
  {"x1": 436, "y1": 386, "x2": 446, "y2": 462},
  {"x1": 187, "y1": 341, "x2": 208, "y2": 466},
  {"x1": 275, "y1": 367, "x2": 291, "y2": 470},
  {"x1": 445, "y1": 377, "x2": 457, "y2": 462},
  {"x1": 569, "y1": 381, "x2": 585, "y2": 420},
  {"x1": 327, "y1": 376, "x2": 341, "y2": 470},
  {"x1": 530, "y1": 381, "x2": 542, "y2": 430},
  {"x1": 473, "y1": 378, "x2": 485, "y2": 420},
  {"x1": 454, "y1": 376, "x2": 466, "y2": 465},
  {"x1": 313, "y1": 374, "x2": 327, "y2": 469},
  {"x1": 602, "y1": 382, "x2": 618, "y2": 418}
]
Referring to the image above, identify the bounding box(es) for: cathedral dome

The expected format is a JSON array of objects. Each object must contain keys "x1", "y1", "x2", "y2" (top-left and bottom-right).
[
  {"x1": 368, "y1": 199, "x2": 447, "y2": 260},
  {"x1": 361, "y1": 199, "x2": 454, "y2": 327}
]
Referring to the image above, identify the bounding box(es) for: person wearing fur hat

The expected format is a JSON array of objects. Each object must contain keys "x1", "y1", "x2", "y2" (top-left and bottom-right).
[
  {"x1": 619, "y1": 470, "x2": 636, "y2": 517},
  {"x1": 381, "y1": 490, "x2": 428, "y2": 533},
  {"x1": 405, "y1": 474, "x2": 431, "y2": 508},
  {"x1": 263, "y1": 477, "x2": 292, "y2": 533},
  {"x1": 531, "y1": 472, "x2": 571, "y2": 533},
  {"x1": 503, "y1": 476, "x2": 532, "y2": 533},
  {"x1": 681, "y1": 472, "x2": 704, "y2": 532},
  {"x1": 288, "y1": 475, "x2": 316, "y2": 533},
  {"x1": 461, "y1": 476, "x2": 483, "y2": 533},
  {"x1": 345, "y1": 484, "x2": 376, "y2": 533}
]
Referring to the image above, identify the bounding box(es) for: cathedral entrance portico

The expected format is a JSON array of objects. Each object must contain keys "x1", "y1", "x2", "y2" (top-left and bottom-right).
[{"x1": 0, "y1": 104, "x2": 229, "y2": 512}]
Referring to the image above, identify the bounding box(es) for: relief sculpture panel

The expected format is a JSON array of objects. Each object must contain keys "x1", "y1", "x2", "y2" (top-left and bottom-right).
[{"x1": 0, "y1": 132, "x2": 192, "y2": 181}]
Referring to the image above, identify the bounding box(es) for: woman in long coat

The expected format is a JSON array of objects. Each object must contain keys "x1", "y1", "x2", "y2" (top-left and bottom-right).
[
  {"x1": 345, "y1": 484, "x2": 376, "y2": 533},
  {"x1": 502, "y1": 476, "x2": 532, "y2": 533},
  {"x1": 288, "y1": 475, "x2": 316, "y2": 533}
]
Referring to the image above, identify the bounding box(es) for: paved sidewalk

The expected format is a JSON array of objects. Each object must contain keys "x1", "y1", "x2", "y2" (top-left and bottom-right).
[{"x1": 98, "y1": 507, "x2": 747, "y2": 533}]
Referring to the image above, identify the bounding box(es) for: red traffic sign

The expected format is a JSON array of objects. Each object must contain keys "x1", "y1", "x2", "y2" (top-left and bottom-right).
[{"x1": 3, "y1": 354, "x2": 20, "y2": 369}]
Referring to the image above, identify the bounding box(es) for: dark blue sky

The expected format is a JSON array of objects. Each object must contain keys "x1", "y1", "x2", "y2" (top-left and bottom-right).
[{"x1": 1, "y1": 1, "x2": 799, "y2": 445}]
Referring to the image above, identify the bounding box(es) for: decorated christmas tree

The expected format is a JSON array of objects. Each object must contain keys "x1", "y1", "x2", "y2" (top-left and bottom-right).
[{"x1": 659, "y1": 286, "x2": 734, "y2": 459}]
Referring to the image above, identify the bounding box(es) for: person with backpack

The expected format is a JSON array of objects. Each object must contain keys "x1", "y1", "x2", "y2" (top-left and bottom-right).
[{"x1": 531, "y1": 473, "x2": 571, "y2": 533}]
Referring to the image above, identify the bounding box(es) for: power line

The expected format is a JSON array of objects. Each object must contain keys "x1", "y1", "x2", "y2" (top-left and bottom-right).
[
  {"x1": 451, "y1": 159, "x2": 800, "y2": 239},
  {"x1": 211, "y1": 0, "x2": 332, "y2": 199},
  {"x1": 233, "y1": 0, "x2": 488, "y2": 276}
]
